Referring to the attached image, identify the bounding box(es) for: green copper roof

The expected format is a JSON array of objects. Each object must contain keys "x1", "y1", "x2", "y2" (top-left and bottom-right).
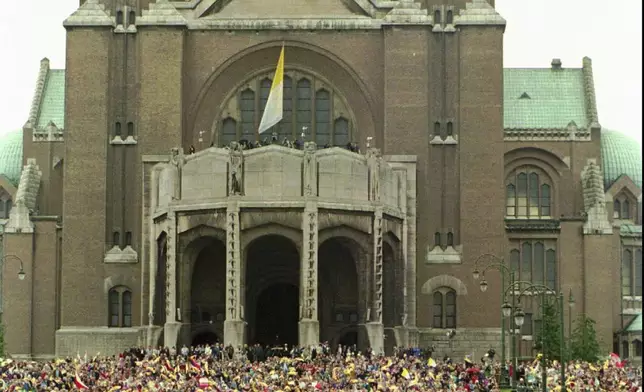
[
  {"x1": 36, "y1": 70, "x2": 65, "y2": 129},
  {"x1": 601, "y1": 129, "x2": 642, "y2": 190},
  {"x1": 625, "y1": 313, "x2": 642, "y2": 332},
  {"x1": 0, "y1": 130, "x2": 23, "y2": 186},
  {"x1": 620, "y1": 224, "x2": 642, "y2": 237},
  {"x1": 503, "y1": 69, "x2": 588, "y2": 129}
]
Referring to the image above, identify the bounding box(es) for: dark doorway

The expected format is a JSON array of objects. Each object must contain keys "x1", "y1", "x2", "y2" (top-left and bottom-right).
[
  {"x1": 192, "y1": 331, "x2": 219, "y2": 346},
  {"x1": 254, "y1": 283, "x2": 299, "y2": 346},
  {"x1": 245, "y1": 234, "x2": 300, "y2": 347},
  {"x1": 338, "y1": 330, "x2": 358, "y2": 347}
]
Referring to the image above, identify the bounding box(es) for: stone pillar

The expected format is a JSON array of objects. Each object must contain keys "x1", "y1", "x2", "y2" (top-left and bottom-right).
[
  {"x1": 299, "y1": 142, "x2": 320, "y2": 346},
  {"x1": 366, "y1": 206, "x2": 385, "y2": 354},
  {"x1": 299, "y1": 202, "x2": 320, "y2": 346},
  {"x1": 224, "y1": 201, "x2": 244, "y2": 347},
  {"x1": 163, "y1": 212, "x2": 181, "y2": 348}
]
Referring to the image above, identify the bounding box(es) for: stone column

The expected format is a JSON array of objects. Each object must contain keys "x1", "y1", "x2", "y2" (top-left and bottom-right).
[
  {"x1": 163, "y1": 212, "x2": 181, "y2": 348},
  {"x1": 224, "y1": 201, "x2": 244, "y2": 347},
  {"x1": 299, "y1": 142, "x2": 320, "y2": 346},
  {"x1": 365, "y1": 207, "x2": 385, "y2": 354},
  {"x1": 299, "y1": 203, "x2": 320, "y2": 346}
]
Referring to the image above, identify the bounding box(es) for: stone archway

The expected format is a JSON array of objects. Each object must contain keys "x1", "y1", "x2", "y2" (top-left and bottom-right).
[
  {"x1": 244, "y1": 234, "x2": 300, "y2": 346},
  {"x1": 190, "y1": 238, "x2": 226, "y2": 339},
  {"x1": 318, "y1": 237, "x2": 362, "y2": 348},
  {"x1": 192, "y1": 331, "x2": 220, "y2": 346}
]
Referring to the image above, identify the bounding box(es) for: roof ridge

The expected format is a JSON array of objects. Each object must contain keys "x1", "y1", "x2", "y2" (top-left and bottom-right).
[{"x1": 25, "y1": 58, "x2": 50, "y2": 129}]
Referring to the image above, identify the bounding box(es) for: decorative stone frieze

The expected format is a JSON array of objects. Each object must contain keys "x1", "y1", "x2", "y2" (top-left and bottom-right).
[
  {"x1": 504, "y1": 127, "x2": 592, "y2": 141},
  {"x1": 165, "y1": 213, "x2": 178, "y2": 322},
  {"x1": 372, "y1": 207, "x2": 384, "y2": 323},
  {"x1": 225, "y1": 203, "x2": 241, "y2": 321},
  {"x1": 33, "y1": 121, "x2": 64, "y2": 142},
  {"x1": 301, "y1": 203, "x2": 319, "y2": 321}
]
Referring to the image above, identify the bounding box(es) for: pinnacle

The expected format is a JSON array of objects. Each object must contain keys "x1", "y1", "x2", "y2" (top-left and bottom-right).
[{"x1": 454, "y1": 0, "x2": 505, "y2": 26}]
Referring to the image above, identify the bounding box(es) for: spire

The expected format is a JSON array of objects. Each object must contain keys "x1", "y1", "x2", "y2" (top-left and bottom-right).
[{"x1": 581, "y1": 159, "x2": 612, "y2": 235}]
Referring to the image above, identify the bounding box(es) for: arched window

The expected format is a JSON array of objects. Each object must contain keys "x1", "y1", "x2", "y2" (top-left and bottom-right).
[
  {"x1": 634, "y1": 339, "x2": 642, "y2": 357},
  {"x1": 506, "y1": 170, "x2": 552, "y2": 218},
  {"x1": 221, "y1": 118, "x2": 237, "y2": 146},
  {"x1": 622, "y1": 249, "x2": 633, "y2": 296},
  {"x1": 127, "y1": 122, "x2": 134, "y2": 137},
  {"x1": 446, "y1": 10, "x2": 453, "y2": 24},
  {"x1": 116, "y1": 10, "x2": 124, "y2": 25},
  {"x1": 635, "y1": 249, "x2": 642, "y2": 296},
  {"x1": 125, "y1": 231, "x2": 132, "y2": 247},
  {"x1": 434, "y1": 9, "x2": 441, "y2": 25},
  {"x1": 240, "y1": 89, "x2": 255, "y2": 140},
  {"x1": 315, "y1": 89, "x2": 331, "y2": 146},
  {"x1": 220, "y1": 72, "x2": 353, "y2": 146},
  {"x1": 128, "y1": 10, "x2": 136, "y2": 26},
  {"x1": 432, "y1": 288, "x2": 457, "y2": 328},
  {"x1": 115, "y1": 122, "x2": 122, "y2": 137},
  {"x1": 622, "y1": 200, "x2": 631, "y2": 219},
  {"x1": 446, "y1": 232, "x2": 454, "y2": 247},
  {"x1": 5, "y1": 199, "x2": 11, "y2": 218},
  {"x1": 112, "y1": 231, "x2": 120, "y2": 248},
  {"x1": 511, "y1": 241, "x2": 557, "y2": 287},
  {"x1": 446, "y1": 122, "x2": 453, "y2": 136},
  {"x1": 432, "y1": 292, "x2": 443, "y2": 328},
  {"x1": 433, "y1": 121, "x2": 441, "y2": 136},
  {"x1": 108, "y1": 286, "x2": 133, "y2": 328},
  {"x1": 614, "y1": 200, "x2": 621, "y2": 219},
  {"x1": 622, "y1": 341, "x2": 630, "y2": 358},
  {"x1": 434, "y1": 232, "x2": 441, "y2": 248},
  {"x1": 296, "y1": 78, "x2": 312, "y2": 137}
]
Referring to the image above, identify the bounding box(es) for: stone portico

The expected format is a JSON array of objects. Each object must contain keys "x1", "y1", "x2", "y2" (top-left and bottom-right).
[{"x1": 142, "y1": 142, "x2": 417, "y2": 353}]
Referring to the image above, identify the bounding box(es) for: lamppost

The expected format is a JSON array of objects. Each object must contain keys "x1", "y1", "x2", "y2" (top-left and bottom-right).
[
  {"x1": 505, "y1": 282, "x2": 566, "y2": 392},
  {"x1": 472, "y1": 253, "x2": 516, "y2": 388},
  {"x1": 568, "y1": 288, "x2": 575, "y2": 340},
  {"x1": 2, "y1": 254, "x2": 26, "y2": 281}
]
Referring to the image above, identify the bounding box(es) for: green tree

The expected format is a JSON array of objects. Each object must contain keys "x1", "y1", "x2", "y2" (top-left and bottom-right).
[
  {"x1": 569, "y1": 314, "x2": 601, "y2": 362},
  {"x1": 534, "y1": 300, "x2": 564, "y2": 361}
]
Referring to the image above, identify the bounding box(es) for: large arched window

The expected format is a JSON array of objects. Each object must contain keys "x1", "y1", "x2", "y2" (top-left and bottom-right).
[
  {"x1": 622, "y1": 249, "x2": 633, "y2": 296},
  {"x1": 108, "y1": 286, "x2": 133, "y2": 328},
  {"x1": 622, "y1": 248, "x2": 642, "y2": 297},
  {"x1": 510, "y1": 241, "x2": 557, "y2": 289},
  {"x1": 506, "y1": 170, "x2": 552, "y2": 219},
  {"x1": 614, "y1": 193, "x2": 636, "y2": 220},
  {"x1": 432, "y1": 288, "x2": 456, "y2": 328},
  {"x1": 217, "y1": 71, "x2": 354, "y2": 146}
]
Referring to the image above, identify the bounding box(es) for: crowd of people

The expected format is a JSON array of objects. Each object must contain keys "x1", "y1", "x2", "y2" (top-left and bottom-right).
[{"x1": 0, "y1": 342, "x2": 641, "y2": 391}]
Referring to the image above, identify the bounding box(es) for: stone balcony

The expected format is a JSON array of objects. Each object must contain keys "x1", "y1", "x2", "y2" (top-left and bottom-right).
[{"x1": 151, "y1": 142, "x2": 412, "y2": 218}]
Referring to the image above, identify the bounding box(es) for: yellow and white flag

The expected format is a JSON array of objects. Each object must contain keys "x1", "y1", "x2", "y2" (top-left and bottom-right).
[{"x1": 258, "y1": 46, "x2": 285, "y2": 134}]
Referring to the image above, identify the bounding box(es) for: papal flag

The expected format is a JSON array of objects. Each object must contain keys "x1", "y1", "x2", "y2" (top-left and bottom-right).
[{"x1": 258, "y1": 45, "x2": 285, "y2": 134}]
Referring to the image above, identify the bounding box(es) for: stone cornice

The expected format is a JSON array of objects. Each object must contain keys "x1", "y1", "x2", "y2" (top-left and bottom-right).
[
  {"x1": 504, "y1": 127, "x2": 591, "y2": 141},
  {"x1": 187, "y1": 17, "x2": 384, "y2": 30},
  {"x1": 505, "y1": 219, "x2": 561, "y2": 233}
]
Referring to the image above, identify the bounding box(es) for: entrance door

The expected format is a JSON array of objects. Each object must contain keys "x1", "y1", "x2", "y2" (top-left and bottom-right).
[{"x1": 254, "y1": 283, "x2": 299, "y2": 346}]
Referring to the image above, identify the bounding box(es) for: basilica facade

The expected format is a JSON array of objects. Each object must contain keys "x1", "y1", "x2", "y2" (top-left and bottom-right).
[{"x1": 0, "y1": 0, "x2": 641, "y2": 361}]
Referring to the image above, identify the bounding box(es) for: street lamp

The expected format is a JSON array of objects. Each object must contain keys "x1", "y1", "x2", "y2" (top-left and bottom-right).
[
  {"x1": 2, "y1": 255, "x2": 26, "y2": 281},
  {"x1": 502, "y1": 302, "x2": 512, "y2": 318},
  {"x1": 514, "y1": 307, "x2": 525, "y2": 327},
  {"x1": 568, "y1": 289, "x2": 575, "y2": 308},
  {"x1": 471, "y1": 253, "x2": 516, "y2": 389}
]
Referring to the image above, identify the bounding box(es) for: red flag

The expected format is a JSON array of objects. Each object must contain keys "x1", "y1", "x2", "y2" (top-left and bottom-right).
[
  {"x1": 164, "y1": 359, "x2": 174, "y2": 372},
  {"x1": 74, "y1": 371, "x2": 89, "y2": 390},
  {"x1": 190, "y1": 357, "x2": 202, "y2": 371}
]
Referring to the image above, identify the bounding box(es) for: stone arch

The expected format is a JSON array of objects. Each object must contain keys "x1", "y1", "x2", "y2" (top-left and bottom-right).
[
  {"x1": 241, "y1": 223, "x2": 302, "y2": 257},
  {"x1": 504, "y1": 147, "x2": 568, "y2": 177},
  {"x1": 178, "y1": 227, "x2": 227, "y2": 324},
  {"x1": 332, "y1": 324, "x2": 359, "y2": 349},
  {"x1": 189, "y1": 238, "x2": 226, "y2": 326},
  {"x1": 191, "y1": 326, "x2": 221, "y2": 346},
  {"x1": 188, "y1": 40, "x2": 378, "y2": 151},
  {"x1": 244, "y1": 233, "x2": 301, "y2": 345},
  {"x1": 420, "y1": 274, "x2": 468, "y2": 296}
]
